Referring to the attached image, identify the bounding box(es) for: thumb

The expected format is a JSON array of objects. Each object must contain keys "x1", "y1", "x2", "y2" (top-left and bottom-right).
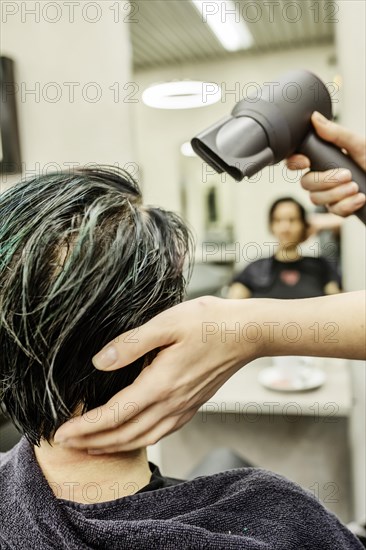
[
  {"x1": 311, "y1": 111, "x2": 360, "y2": 154},
  {"x1": 92, "y1": 316, "x2": 174, "y2": 371}
]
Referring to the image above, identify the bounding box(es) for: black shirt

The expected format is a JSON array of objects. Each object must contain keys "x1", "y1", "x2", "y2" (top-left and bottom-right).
[
  {"x1": 135, "y1": 462, "x2": 183, "y2": 494},
  {"x1": 232, "y1": 256, "x2": 340, "y2": 299},
  {"x1": 55, "y1": 461, "x2": 184, "y2": 510}
]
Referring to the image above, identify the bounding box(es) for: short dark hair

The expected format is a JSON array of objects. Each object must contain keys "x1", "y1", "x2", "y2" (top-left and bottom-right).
[{"x1": 0, "y1": 166, "x2": 194, "y2": 445}]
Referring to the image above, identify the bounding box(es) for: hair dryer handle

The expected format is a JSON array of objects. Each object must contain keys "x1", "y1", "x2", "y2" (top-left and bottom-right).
[{"x1": 298, "y1": 132, "x2": 366, "y2": 224}]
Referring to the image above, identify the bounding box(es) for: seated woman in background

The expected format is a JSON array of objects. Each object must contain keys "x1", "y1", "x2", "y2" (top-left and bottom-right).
[{"x1": 228, "y1": 197, "x2": 341, "y2": 299}]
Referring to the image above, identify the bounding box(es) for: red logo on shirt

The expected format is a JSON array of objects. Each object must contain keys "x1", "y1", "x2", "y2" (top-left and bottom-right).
[{"x1": 280, "y1": 270, "x2": 300, "y2": 286}]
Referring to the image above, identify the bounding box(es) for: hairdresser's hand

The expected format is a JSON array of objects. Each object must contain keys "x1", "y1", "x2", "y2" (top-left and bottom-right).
[
  {"x1": 54, "y1": 296, "x2": 260, "y2": 453},
  {"x1": 286, "y1": 111, "x2": 366, "y2": 217},
  {"x1": 54, "y1": 292, "x2": 365, "y2": 451}
]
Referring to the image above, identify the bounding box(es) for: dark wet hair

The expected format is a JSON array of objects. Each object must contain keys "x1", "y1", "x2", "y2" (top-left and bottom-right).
[{"x1": 0, "y1": 165, "x2": 194, "y2": 445}]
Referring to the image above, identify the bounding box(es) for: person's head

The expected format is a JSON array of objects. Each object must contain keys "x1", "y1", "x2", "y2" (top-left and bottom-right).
[
  {"x1": 0, "y1": 166, "x2": 193, "y2": 447},
  {"x1": 268, "y1": 197, "x2": 309, "y2": 247}
]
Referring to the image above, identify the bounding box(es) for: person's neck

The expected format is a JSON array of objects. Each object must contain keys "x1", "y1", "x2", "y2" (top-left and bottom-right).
[
  {"x1": 274, "y1": 246, "x2": 302, "y2": 262},
  {"x1": 34, "y1": 440, "x2": 151, "y2": 504}
]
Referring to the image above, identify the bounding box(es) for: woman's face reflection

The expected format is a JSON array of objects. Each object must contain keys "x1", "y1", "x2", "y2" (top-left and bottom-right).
[{"x1": 270, "y1": 202, "x2": 306, "y2": 248}]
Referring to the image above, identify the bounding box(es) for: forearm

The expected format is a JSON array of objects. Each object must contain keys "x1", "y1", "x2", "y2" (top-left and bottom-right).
[
  {"x1": 307, "y1": 212, "x2": 343, "y2": 235},
  {"x1": 238, "y1": 291, "x2": 366, "y2": 360}
]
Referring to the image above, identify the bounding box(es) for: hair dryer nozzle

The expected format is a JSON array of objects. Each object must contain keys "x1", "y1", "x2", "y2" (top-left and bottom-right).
[
  {"x1": 191, "y1": 115, "x2": 275, "y2": 181},
  {"x1": 191, "y1": 137, "x2": 241, "y2": 180}
]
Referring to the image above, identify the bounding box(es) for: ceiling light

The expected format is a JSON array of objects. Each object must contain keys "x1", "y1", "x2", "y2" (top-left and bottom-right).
[
  {"x1": 191, "y1": 0, "x2": 253, "y2": 51},
  {"x1": 142, "y1": 81, "x2": 221, "y2": 109},
  {"x1": 181, "y1": 141, "x2": 197, "y2": 157}
]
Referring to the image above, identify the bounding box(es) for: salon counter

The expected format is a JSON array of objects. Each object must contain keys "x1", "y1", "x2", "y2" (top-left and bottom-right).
[{"x1": 199, "y1": 357, "x2": 352, "y2": 418}]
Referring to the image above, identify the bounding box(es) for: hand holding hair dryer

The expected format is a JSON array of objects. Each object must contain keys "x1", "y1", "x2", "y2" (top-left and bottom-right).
[{"x1": 191, "y1": 70, "x2": 366, "y2": 224}]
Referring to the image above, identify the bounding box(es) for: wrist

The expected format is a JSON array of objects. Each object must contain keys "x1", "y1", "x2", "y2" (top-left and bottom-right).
[
  {"x1": 233, "y1": 297, "x2": 294, "y2": 360},
  {"x1": 247, "y1": 298, "x2": 273, "y2": 359},
  {"x1": 227, "y1": 297, "x2": 270, "y2": 362}
]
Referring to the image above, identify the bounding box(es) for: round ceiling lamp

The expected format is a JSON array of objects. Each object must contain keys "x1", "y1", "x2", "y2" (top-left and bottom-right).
[
  {"x1": 180, "y1": 141, "x2": 197, "y2": 157},
  {"x1": 142, "y1": 81, "x2": 221, "y2": 109}
]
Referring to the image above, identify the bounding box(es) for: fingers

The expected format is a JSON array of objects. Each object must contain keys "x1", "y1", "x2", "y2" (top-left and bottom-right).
[
  {"x1": 311, "y1": 111, "x2": 364, "y2": 155},
  {"x1": 287, "y1": 113, "x2": 366, "y2": 182},
  {"x1": 296, "y1": 153, "x2": 366, "y2": 216},
  {"x1": 54, "y1": 375, "x2": 159, "y2": 441},
  {"x1": 309, "y1": 181, "x2": 359, "y2": 206},
  {"x1": 300, "y1": 167, "x2": 353, "y2": 192},
  {"x1": 327, "y1": 193, "x2": 366, "y2": 217},
  {"x1": 285, "y1": 154, "x2": 310, "y2": 170},
  {"x1": 61, "y1": 408, "x2": 191, "y2": 454},
  {"x1": 54, "y1": 360, "x2": 222, "y2": 450},
  {"x1": 87, "y1": 411, "x2": 196, "y2": 454},
  {"x1": 92, "y1": 311, "x2": 176, "y2": 371},
  {"x1": 58, "y1": 400, "x2": 168, "y2": 450}
]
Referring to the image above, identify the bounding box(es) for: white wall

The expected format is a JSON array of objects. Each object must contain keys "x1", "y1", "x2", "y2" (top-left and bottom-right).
[
  {"x1": 1, "y1": 0, "x2": 135, "y2": 194},
  {"x1": 335, "y1": 0, "x2": 366, "y2": 522},
  {"x1": 133, "y1": 45, "x2": 337, "y2": 260},
  {"x1": 336, "y1": 1, "x2": 366, "y2": 292}
]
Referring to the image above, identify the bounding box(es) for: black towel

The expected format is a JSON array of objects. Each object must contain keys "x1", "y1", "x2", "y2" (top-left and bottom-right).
[{"x1": 0, "y1": 437, "x2": 362, "y2": 549}]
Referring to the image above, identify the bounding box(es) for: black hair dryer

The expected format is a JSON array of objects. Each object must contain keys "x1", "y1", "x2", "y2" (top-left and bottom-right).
[{"x1": 191, "y1": 70, "x2": 366, "y2": 224}]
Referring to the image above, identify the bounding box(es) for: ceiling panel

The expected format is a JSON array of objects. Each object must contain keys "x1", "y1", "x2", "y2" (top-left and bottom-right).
[{"x1": 130, "y1": 0, "x2": 335, "y2": 71}]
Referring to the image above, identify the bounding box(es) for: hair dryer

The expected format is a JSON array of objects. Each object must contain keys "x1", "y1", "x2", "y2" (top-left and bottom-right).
[{"x1": 191, "y1": 70, "x2": 366, "y2": 224}]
